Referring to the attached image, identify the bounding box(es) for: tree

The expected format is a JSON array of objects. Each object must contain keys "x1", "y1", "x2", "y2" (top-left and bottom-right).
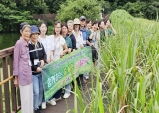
[
  {"x1": 0, "y1": 0, "x2": 41, "y2": 32},
  {"x1": 98, "y1": 0, "x2": 111, "y2": 14},
  {"x1": 56, "y1": 0, "x2": 102, "y2": 22},
  {"x1": 143, "y1": 1, "x2": 159, "y2": 20},
  {"x1": 16, "y1": 0, "x2": 48, "y2": 14},
  {"x1": 45, "y1": 0, "x2": 66, "y2": 13},
  {"x1": 123, "y1": 1, "x2": 146, "y2": 18}
]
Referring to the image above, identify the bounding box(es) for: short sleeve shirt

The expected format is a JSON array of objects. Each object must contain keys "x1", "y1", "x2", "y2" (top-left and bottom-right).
[
  {"x1": 65, "y1": 36, "x2": 72, "y2": 48},
  {"x1": 38, "y1": 35, "x2": 54, "y2": 60},
  {"x1": 52, "y1": 35, "x2": 65, "y2": 61}
]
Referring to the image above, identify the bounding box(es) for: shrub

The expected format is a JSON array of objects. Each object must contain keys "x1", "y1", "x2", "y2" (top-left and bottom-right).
[{"x1": 56, "y1": 0, "x2": 102, "y2": 22}]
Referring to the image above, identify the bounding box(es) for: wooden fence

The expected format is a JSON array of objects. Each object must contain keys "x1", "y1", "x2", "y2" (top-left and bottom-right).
[
  {"x1": 0, "y1": 47, "x2": 21, "y2": 113},
  {"x1": 32, "y1": 14, "x2": 56, "y2": 21}
]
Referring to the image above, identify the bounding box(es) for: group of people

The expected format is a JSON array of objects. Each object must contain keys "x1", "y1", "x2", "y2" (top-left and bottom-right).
[{"x1": 13, "y1": 16, "x2": 116, "y2": 113}]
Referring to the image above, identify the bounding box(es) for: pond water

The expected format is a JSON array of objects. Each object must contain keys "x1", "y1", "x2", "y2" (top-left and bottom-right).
[
  {"x1": 0, "y1": 32, "x2": 53, "y2": 67},
  {"x1": 0, "y1": 33, "x2": 20, "y2": 68},
  {"x1": 0, "y1": 33, "x2": 20, "y2": 50}
]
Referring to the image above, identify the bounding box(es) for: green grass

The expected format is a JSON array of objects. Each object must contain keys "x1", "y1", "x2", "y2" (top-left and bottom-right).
[
  {"x1": 102, "y1": 10, "x2": 159, "y2": 113},
  {"x1": 70, "y1": 9, "x2": 159, "y2": 113}
]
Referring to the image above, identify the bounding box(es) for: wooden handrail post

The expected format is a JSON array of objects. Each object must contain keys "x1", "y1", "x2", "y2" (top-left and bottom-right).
[
  {"x1": 0, "y1": 69, "x2": 3, "y2": 113},
  {"x1": 10, "y1": 55, "x2": 17, "y2": 112},
  {"x1": 0, "y1": 46, "x2": 21, "y2": 113},
  {"x1": 2, "y1": 57, "x2": 11, "y2": 113}
]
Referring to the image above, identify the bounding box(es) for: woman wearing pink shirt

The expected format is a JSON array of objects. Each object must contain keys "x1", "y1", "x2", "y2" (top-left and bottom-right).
[{"x1": 13, "y1": 22, "x2": 33, "y2": 113}]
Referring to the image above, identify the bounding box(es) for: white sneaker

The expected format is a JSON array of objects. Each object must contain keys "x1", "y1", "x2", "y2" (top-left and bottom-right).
[
  {"x1": 41, "y1": 102, "x2": 46, "y2": 109},
  {"x1": 52, "y1": 97, "x2": 62, "y2": 102},
  {"x1": 85, "y1": 76, "x2": 89, "y2": 80},
  {"x1": 63, "y1": 93, "x2": 71, "y2": 99},
  {"x1": 47, "y1": 100, "x2": 56, "y2": 105}
]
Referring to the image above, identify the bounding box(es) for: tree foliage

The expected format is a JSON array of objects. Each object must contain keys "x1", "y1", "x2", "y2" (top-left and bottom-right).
[
  {"x1": 45, "y1": 0, "x2": 66, "y2": 13},
  {"x1": 16, "y1": 0, "x2": 48, "y2": 14},
  {"x1": 1, "y1": 0, "x2": 159, "y2": 32},
  {"x1": 108, "y1": 0, "x2": 159, "y2": 20},
  {"x1": 122, "y1": 1, "x2": 146, "y2": 18},
  {"x1": 0, "y1": 0, "x2": 41, "y2": 32},
  {"x1": 56, "y1": 0, "x2": 102, "y2": 22}
]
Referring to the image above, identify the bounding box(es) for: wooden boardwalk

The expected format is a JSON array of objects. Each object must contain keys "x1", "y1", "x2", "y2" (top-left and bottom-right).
[
  {"x1": 42, "y1": 73, "x2": 107, "y2": 113},
  {"x1": 43, "y1": 94, "x2": 75, "y2": 113},
  {"x1": 0, "y1": 46, "x2": 106, "y2": 113},
  {"x1": 43, "y1": 80, "x2": 92, "y2": 113}
]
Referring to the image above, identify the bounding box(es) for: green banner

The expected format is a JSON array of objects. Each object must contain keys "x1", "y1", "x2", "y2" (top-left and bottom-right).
[{"x1": 42, "y1": 47, "x2": 93, "y2": 101}]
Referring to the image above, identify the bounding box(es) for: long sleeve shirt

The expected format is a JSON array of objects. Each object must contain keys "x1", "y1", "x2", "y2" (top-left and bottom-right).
[
  {"x1": 13, "y1": 37, "x2": 32, "y2": 86},
  {"x1": 29, "y1": 41, "x2": 47, "y2": 75}
]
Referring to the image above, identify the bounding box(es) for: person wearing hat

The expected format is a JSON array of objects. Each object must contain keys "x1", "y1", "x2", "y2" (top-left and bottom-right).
[
  {"x1": 29, "y1": 25, "x2": 47, "y2": 113},
  {"x1": 79, "y1": 16, "x2": 92, "y2": 47},
  {"x1": 13, "y1": 22, "x2": 34, "y2": 113},
  {"x1": 73, "y1": 18, "x2": 84, "y2": 49},
  {"x1": 72, "y1": 18, "x2": 84, "y2": 89},
  {"x1": 79, "y1": 16, "x2": 92, "y2": 82}
]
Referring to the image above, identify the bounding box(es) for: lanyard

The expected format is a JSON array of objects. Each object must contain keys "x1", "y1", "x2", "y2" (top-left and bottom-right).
[{"x1": 30, "y1": 41, "x2": 40, "y2": 60}]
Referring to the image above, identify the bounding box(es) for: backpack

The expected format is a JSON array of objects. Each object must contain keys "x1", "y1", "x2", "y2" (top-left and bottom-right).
[{"x1": 91, "y1": 46, "x2": 98, "y2": 62}]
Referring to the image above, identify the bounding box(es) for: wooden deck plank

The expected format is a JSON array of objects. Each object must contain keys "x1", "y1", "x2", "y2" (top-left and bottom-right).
[
  {"x1": 41, "y1": 73, "x2": 108, "y2": 113},
  {"x1": 43, "y1": 93, "x2": 76, "y2": 113},
  {"x1": 43, "y1": 79, "x2": 92, "y2": 113}
]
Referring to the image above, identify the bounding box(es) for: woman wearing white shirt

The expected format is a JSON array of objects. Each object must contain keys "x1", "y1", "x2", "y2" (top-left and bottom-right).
[
  {"x1": 49, "y1": 21, "x2": 68, "y2": 102},
  {"x1": 72, "y1": 18, "x2": 84, "y2": 49},
  {"x1": 38, "y1": 21, "x2": 55, "y2": 109},
  {"x1": 38, "y1": 21, "x2": 54, "y2": 63},
  {"x1": 51, "y1": 21, "x2": 68, "y2": 60},
  {"x1": 72, "y1": 18, "x2": 84, "y2": 89}
]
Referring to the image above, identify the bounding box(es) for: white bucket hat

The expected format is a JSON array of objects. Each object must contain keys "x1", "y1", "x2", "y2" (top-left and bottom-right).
[{"x1": 73, "y1": 18, "x2": 80, "y2": 25}]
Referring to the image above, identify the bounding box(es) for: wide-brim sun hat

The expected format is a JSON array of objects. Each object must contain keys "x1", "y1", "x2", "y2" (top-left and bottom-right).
[
  {"x1": 31, "y1": 25, "x2": 39, "y2": 34},
  {"x1": 73, "y1": 18, "x2": 80, "y2": 25}
]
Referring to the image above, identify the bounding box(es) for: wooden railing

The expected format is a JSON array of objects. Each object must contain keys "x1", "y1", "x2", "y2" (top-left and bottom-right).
[
  {"x1": 0, "y1": 47, "x2": 21, "y2": 113},
  {"x1": 32, "y1": 14, "x2": 56, "y2": 21}
]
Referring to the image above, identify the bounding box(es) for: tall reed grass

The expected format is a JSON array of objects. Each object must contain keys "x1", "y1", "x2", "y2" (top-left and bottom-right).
[{"x1": 71, "y1": 10, "x2": 159, "y2": 113}]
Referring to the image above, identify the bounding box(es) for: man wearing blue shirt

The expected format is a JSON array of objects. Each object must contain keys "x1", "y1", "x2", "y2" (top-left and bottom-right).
[
  {"x1": 80, "y1": 16, "x2": 92, "y2": 47},
  {"x1": 79, "y1": 16, "x2": 92, "y2": 82}
]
